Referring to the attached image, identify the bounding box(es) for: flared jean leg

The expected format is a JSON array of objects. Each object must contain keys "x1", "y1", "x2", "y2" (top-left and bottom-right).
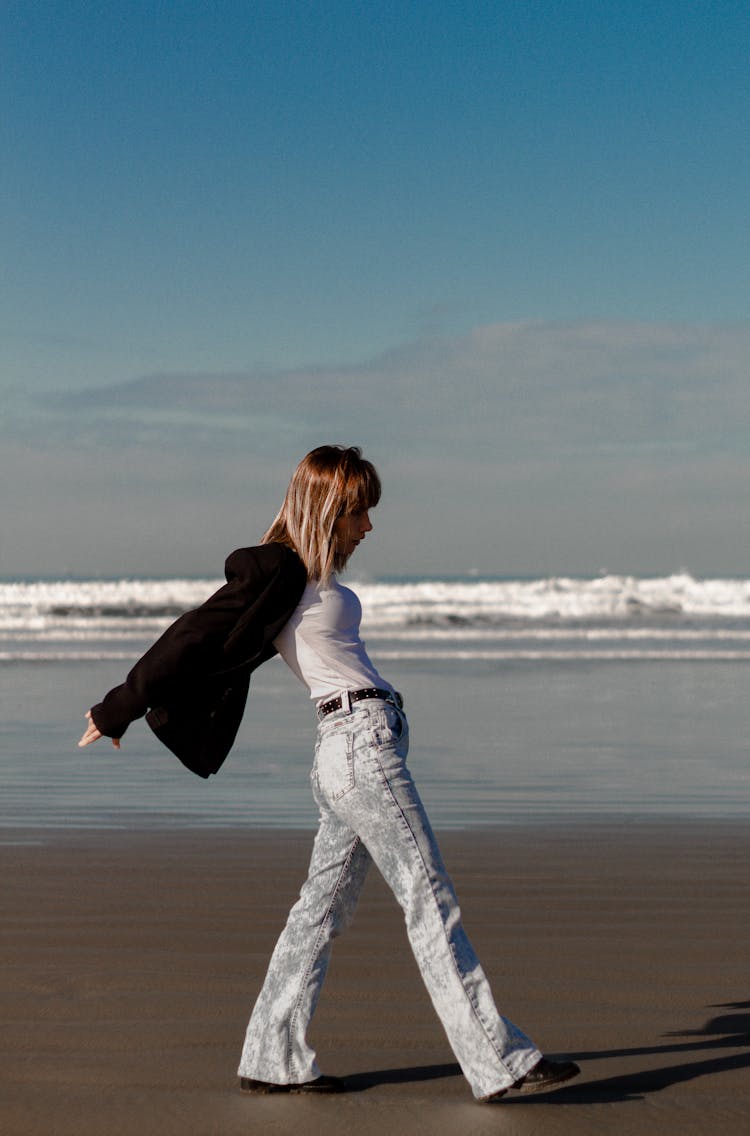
[
  {"x1": 237, "y1": 809, "x2": 371, "y2": 1084},
  {"x1": 317, "y1": 703, "x2": 541, "y2": 1100}
]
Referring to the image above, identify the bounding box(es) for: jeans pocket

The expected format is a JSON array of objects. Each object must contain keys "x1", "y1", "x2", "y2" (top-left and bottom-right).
[
  {"x1": 317, "y1": 726, "x2": 355, "y2": 802},
  {"x1": 368, "y1": 706, "x2": 408, "y2": 753}
]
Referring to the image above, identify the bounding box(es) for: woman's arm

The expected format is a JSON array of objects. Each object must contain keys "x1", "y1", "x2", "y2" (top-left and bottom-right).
[{"x1": 78, "y1": 543, "x2": 306, "y2": 746}]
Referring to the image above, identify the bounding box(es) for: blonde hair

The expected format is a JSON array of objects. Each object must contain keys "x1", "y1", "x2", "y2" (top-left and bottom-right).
[{"x1": 262, "y1": 445, "x2": 381, "y2": 580}]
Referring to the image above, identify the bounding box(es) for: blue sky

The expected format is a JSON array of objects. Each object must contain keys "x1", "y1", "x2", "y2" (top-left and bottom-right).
[{"x1": 2, "y1": 1, "x2": 749, "y2": 577}]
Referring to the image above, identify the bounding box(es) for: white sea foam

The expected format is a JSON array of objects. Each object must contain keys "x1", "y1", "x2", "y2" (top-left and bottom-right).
[
  {"x1": 3, "y1": 573, "x2": 750, "y2": 662},
  {"x1": 4, "y1": 573, "x2": 750, "y2": 626},
  {"x1": 0, "y1": 651, "x2": 139, "y2": 662},
  {"x1": 356, "y1": 574, "x2": 750, "y2": 625},
  {"x1": 375, "y1": 649, "x2": 750, "y2": 662}
]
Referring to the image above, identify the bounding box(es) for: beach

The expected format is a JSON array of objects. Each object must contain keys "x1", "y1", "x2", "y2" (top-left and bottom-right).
[
  {"x1": 3, "y1": 572, "x2": 750, "y2": 1132},
  {"x1": 2, "y1": 822, "x2": 749, "y2": 1135}
]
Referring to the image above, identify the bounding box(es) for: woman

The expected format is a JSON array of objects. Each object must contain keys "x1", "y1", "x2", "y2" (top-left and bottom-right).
[{"x1": 80, "y1": 445, "x2": 579, "y2": 1103}]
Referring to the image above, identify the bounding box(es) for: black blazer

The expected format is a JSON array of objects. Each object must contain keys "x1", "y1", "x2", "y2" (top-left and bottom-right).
[{"x1": 91, "y1": 543, "x2": 307, "y2": 778}]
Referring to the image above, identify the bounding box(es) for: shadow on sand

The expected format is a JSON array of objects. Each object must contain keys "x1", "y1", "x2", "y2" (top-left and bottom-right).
[{"x1": 341, "y1": 1000, "x2": 750, "y2": 1104}]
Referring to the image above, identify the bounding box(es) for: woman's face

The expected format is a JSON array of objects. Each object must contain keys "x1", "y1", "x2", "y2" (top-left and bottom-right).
[{"x1": 333, "y1": 510, "x2": 373, "y2": 558}]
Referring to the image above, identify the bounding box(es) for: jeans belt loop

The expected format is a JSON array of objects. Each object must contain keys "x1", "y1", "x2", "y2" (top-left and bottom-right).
[{"x1": 339, "y1": 689, "x2": 351, "y2": 714}]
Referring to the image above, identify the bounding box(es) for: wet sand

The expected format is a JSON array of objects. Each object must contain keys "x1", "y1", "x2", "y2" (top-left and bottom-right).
[{"x1": 2, "y1": 822, "x2": 749, "y2": 1135}]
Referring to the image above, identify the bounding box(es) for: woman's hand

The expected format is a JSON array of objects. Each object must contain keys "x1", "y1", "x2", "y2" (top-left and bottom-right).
[{"x1": 78, "y1": 710, "x2": 120, "y2": 749}]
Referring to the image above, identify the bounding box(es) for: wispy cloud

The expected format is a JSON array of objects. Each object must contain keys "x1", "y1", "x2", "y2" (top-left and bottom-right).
[
  {"x1": 5, "y1": 321, "x2": 750, "y2": 576},
  {"x1": 38, "y1": 320, "x2": 750, "y2": 458}
]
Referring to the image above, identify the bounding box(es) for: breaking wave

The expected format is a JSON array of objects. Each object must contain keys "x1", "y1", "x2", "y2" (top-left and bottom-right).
[{"x1": 4, "y1": 572, "x2": 750, "y2": 661}]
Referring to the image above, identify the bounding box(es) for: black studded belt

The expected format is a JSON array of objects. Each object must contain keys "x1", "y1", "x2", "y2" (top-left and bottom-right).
[{"x1": 317, "y1": 687, "x2": 403, "y2": 720}]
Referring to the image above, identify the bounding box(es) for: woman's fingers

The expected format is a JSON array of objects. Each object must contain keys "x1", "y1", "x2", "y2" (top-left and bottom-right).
[
  {"x1": 78, "y1": 713, "x2": 101, "y2": 746},
  {"x1": 78, "y1": 710, "x2": 120, "y2": 749}
]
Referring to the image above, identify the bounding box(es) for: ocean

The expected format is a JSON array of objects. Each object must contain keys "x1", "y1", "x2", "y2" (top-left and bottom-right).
[{"x1": 2, "y1": 572, "x2": 749, "y2": 829}]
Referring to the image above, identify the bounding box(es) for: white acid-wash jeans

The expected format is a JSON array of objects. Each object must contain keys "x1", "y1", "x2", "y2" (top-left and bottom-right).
[{"x1": 237, "y1": 697, "x2": 541, "y2": 1099}]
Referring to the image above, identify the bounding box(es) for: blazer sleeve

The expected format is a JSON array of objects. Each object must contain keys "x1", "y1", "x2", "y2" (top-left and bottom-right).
[{"x1": 90, "y1": 544, "x2": 305, "y2": 739}]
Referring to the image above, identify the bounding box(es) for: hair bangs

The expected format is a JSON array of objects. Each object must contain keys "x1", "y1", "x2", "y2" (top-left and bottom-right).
[{"x1": 340, "y1": 462, "x2": 381, "y2": 517}]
